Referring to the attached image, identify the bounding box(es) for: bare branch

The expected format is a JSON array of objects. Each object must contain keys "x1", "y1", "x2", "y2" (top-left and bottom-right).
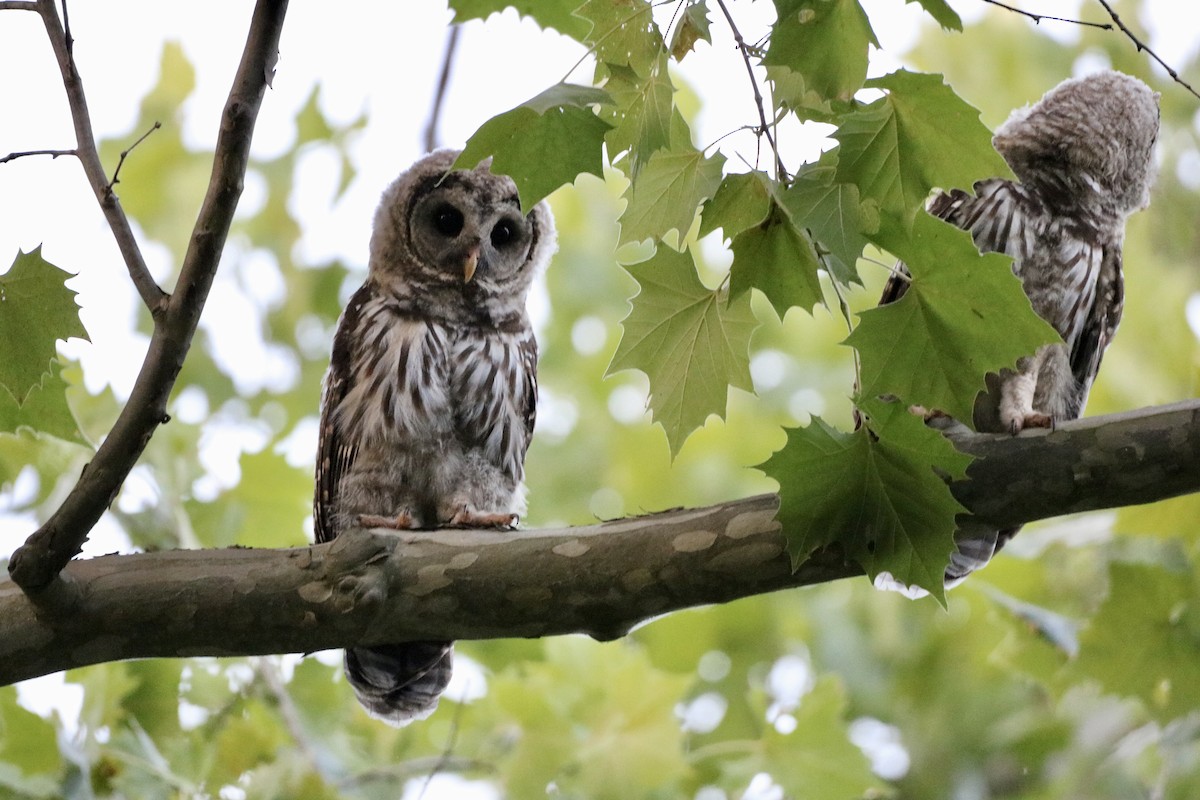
[
  {"x1": 423, "y1": 25, "x2": 461, "y2": 153},
  {"x1": 2, "y1": 399, "x2": 1197, "y2": 685},
  {"x1": 106, "y1": 121, "x2": 161, "y2": 193},
  {"x1": 0, "y1": 1, "x2": 38, "y2": 10},
  {"x1": 0, "y1": 148, "x2": 77, "y2": 164},
  {"x1": 31, "y1": 0, "x2": 167, "y2": 313},
  {"x1": 7, "y1": 0, "x2": 290, "y2": 595},
  {"x1": 713, "y1": 0, "x2": 788, "y2": 182},
  {"x1": 1092, "y1": 0, "x2": 1200, "y2": 101},
  {"x1": 981, "y1": 0, "x2": 1113, "y2": 30}
]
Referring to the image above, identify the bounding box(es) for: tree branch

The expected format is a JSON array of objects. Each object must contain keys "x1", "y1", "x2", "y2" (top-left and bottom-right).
[
  {"x1": 0, "y1": 148, "x2": 77, "y2": 164},
  {"x1": 1092, "y1": 0, "x2": 1200, "y2": 101},
  {"x1": 32, "y1": 0, "x2": 166, "y2": 314},
  {"x1": 6, "y1": 0, "x2": 289, "y2": 595},
  {"x1": 423, "y1": 24, "x2": 461, "y2": 153},
  {"x1": 2, "y1": 399, "x2": 1196, "y2": 685}
]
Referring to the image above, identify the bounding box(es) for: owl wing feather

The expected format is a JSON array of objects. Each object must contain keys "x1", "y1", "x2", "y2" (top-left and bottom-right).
[
  {"x1": 1067, "y1": 243, "x2": 1123, "y2": 413},
  {"x1": 313, "y1": 283, "x2": 372, "y2": 544}
]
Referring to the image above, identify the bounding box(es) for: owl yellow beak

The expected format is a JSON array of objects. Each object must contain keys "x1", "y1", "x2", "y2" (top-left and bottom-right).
[{"x1": 463, "y1": 248, "x2": 479, "y2": 283}]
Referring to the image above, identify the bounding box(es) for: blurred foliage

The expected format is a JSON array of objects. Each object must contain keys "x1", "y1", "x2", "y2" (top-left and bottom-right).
[{"x1": 1, "y1": 0, "x2": 1200, "y2": 798}]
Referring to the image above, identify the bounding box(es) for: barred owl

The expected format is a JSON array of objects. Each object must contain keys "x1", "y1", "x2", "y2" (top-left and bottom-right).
[
  {"x1": 314, "y1": 149, "x2": 556, "y2": 724},
  {"x1": 875, "y1": 70, "x2": 1159, "y2": 588}
]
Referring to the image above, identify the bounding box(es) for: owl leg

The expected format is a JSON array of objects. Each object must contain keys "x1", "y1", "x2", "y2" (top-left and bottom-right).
[
  {"x1": 447, "y1": 507, "x2": 519, "y2": 529},
  {"x1": 999, "y1": 350, "x2": 1054, "y2": 433},
  {"x1": 356, "y1": 511, "x2": 420, "y2": 530}
]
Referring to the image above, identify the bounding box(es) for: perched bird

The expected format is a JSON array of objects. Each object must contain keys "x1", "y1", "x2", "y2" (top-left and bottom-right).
[
  {"x1": 874, "y1": 70, "x2": 1159, "y2": 588},
  {"x1": 313, "y1": 149, "x2": 556, "y2": 724}
]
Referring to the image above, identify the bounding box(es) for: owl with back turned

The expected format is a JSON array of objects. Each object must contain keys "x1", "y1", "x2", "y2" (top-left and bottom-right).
[
  {"x1": 314, "y1": 149, "x2": 556, "y2": 724},
  {"x1": 874, "y1": 70, "x2": 1159, "y2": 588}
]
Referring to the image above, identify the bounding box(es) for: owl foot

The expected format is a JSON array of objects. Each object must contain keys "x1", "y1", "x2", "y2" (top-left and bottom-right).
[
  {"x1": 448, "y1": 508, "x2": 519, "y2": 529},
  {"x1": 1006, "y1": 412, "x2": 1053, "y2": 435},
  {"x1": 356, "y1": 512, "x2": 419, "y2": 530},
  {"x1": 908, "y1": 404, "x2": 949, "y2": 423}
]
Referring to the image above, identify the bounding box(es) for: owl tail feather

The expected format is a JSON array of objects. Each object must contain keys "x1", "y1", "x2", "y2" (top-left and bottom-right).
[
  {"x1": 343, "y1": 640, "x2": 453, "y2": 726},
  {"x1": 875, "y1": 520, "x2": 1023, "y2": 599}
]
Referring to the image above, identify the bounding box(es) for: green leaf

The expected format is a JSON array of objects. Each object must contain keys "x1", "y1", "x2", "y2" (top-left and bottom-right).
[
  {"x1": 833, "y1": 69, "x2": 1010, "y2": 226},
  {"x1": 491, "y1": 638, "x2": 693, "y2": 798},
  {"x1": 699, "y1": 171, "x2": 773, "y2": 240},
  {"x1": 906, "y1": 0, "x2": 963, "y2": 30},
  {"x1": 0, "y1": 359, "x2": 87, "y2": 444},
  {"x1": 0, "y1": 686, "x2": 62, "y2": 795},
  {"x1": 608, "y1": 246, "x2": 756, "y2": 454},
  {"x1": 602, "y1": 58, "x2": 675, "y2": 175},
  {"x1": 764, "y1": 0, "x2": 878, "y2": 103},
  {"x1": 729, "y1": 207, "x2": 824, "y2": 318},
  {"x1": 577, "y1": 0, "x2": 664, "y2": 75},
  {"x1": 449, "y1": 0, "x2": 591, "y2": 39},
  {"x1": 1070, "y1": 561, "x2": 1200, "y2": 723},
  {"x1": 0, "y1": 248, "x2": 88, "y2": 405},
  {"x1": 761, "y1": 397, "x2": 971, "y2": 601},
  {"x1": 846, "y1": 211, "x2": 1058, "y2": 423},
  {"x1": 747, "y1": 676, "x2": 885, "y2": 799},
  {"x1": 780, "y1": 162, "x2": 873, "y2": 284},
  {"x1": 619, "y1": 147, "x2": 725, "y2": 245},
  {"x1": 187, "y1": 448, "x2": 311, "y2": 548},
  {"x1": 668, "y1": 0, "x2": 711, "y2": 60},
  {"x1": 456, "y1": 83, "x2": 612, "y2": 213}
]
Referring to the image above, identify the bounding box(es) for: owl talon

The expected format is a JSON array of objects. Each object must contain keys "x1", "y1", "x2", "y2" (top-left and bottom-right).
[
  {"x1": 1023, "y1": 412, "x2": 1053, "y2": 430},
  {"x1": 448, "y1": 509, "x2": 519, "y2": 529},
  {"x1": 356, "y1": 512, "x2": 418, "y2": 530}
]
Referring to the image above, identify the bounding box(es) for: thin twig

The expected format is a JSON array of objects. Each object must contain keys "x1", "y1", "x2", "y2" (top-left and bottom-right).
[
  {"x1": 417, "y1": 691, "x2": 469, "y2": 800},
  {"x1": 1092, "y1": 0, "x2": 1200, "y2": 101},
  {"x1": 30, "y1": 0, "x2": 167, "y2": 314},
  {"x1": 981, "y1": 0, "x2": 1112, "y2": 29},
  {"x1": 7, "y1": 0, "x2": 290, "y2": 596},
  {"x1": 0, "y1": 1, "x2": 38, "y2": 10},
  {"x1": 107, "y1": 121, "x2": 161, "y2": 193},
  {"x1": 0, "y1": 148, "x2": 77, "y2": 164},
  {"x1": 423, "y1": 25, "x2": 460, "y2": 153},
  {"x1": 61, "y1": 0, "x2": 71, "y2": 55},
  {"x1": 712, "y1": 0, "x2": 788, "y2": 182}
]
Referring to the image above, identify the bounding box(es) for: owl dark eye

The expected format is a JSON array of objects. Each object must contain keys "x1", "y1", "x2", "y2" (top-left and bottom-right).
[
  {"x1": 491, "y1": 220, "x2": 515, "y2": 248},
  {"x1": 432, "y1": 205, "x2": 464, "y2": 237}
]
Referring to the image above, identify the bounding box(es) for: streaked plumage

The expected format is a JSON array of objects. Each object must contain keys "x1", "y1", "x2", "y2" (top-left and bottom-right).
[
  {"x1": 314, "y1": 149, "x2": 555, "y2": 724},
  {"x1": 875, "y1": 70, "x2": 1159, "y2": 587}
]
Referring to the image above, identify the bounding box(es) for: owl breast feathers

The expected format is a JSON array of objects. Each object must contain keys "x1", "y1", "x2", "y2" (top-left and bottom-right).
[
  {"x1": 874, "y1": 70, "x2": 1159, "y2": 590},
  {"x1": 313, "y1": 149, "x2": 556, "y2": 724}
]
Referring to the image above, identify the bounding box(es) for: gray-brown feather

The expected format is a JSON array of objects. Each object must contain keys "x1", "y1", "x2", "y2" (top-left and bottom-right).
[
  {"x1": 871, "y1": 70, "x2": 1157, "y2": 588},
  {"x1": 313, "y1": 149, "x2": 556, "y2": 724}
]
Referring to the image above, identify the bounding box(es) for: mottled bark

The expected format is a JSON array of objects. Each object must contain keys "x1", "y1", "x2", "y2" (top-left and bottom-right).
[{"x1": 1, "y1": 399, "x2": 1197, "y2": 685}]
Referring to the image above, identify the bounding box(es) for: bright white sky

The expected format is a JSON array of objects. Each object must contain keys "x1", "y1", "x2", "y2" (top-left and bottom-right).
[{"x1": 1, "y1": 2, "x2": 1198, "y2": 795}]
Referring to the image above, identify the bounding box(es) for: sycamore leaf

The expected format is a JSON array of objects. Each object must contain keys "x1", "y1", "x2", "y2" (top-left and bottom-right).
[
  {"x1": 764, "y1": 0, "x2": 878, "y2": 104},
  {"x1": 448, "y1": 0, "x2": 591, "y2": 39},
  {"x1": 602, "y1": 58, "x2": 675, "y2": 176},
  {"x1": 456, "y1": 83, "x2": 612, "y2": 213},
  {"x1": 668, "y1": 1, "x2": 711, "y2": 60},
  {"x1": 745, "y1": 676, "x2": 886, "y2": 800},
  {"x1": 577, "y1": 0, "x2": 664, "y2": 75},
  {"x1": 730, "y1": 207, "x2": 824, "y2": 318},
  {"x1": 1070, "y1": 562, "x2": 1200, "y2": 723},
  {"x1": 608, "y1": 246, "x2": 756, "y2": 454},
  {"x1": 905, "y1": 0, "x2": 963, "y2": 30},
  {"x1": 619, "y1": 147, "x2": 725, "y2": 245},
  {"x1": 780, "y1": 163, "x2": 872, "y2": 285},
  {"x1": 0, "y1": 359, "x2": 87, "y2": 444},
  {"x1": 761, "y1": 397, "x2": 970, "y2": 602},
  {"x1": 699, "y1": 171, "x2": 773, "y2": 240},
  {"x1": 846, "y1": 212, "x2": 1058, "y2": 423},
  {"x1": 0, "y1": 248, "x2": 89, "y2": 406},
  {"x1": 833, "y1": 69, "x2": 1009, "y2": 226}
]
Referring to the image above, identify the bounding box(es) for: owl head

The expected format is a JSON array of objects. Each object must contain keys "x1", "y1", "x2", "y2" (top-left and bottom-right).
[
  {"x1": 992, "y1": 70, "x2": 1160, "y2": 222},
  {"x1": 368, "y1": 149, "x2": 556, "y2": 319}
]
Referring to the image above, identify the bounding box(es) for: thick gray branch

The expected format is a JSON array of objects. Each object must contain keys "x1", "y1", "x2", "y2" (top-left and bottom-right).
[
  {"x1": 1, "y1": 399, "x2": 1197, "y2": 685},
  {"x1": 7, "y1": 0, "x2": 289, "y2": 594}
]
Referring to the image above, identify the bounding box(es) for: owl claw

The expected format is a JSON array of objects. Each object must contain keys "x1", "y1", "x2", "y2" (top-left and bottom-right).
[
  {"x1": 448, "y1": 508, "x2": 519, "y2": 529},
  {"x1": 356, "y1": 512, "x2": 418, "y2": 530}
]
